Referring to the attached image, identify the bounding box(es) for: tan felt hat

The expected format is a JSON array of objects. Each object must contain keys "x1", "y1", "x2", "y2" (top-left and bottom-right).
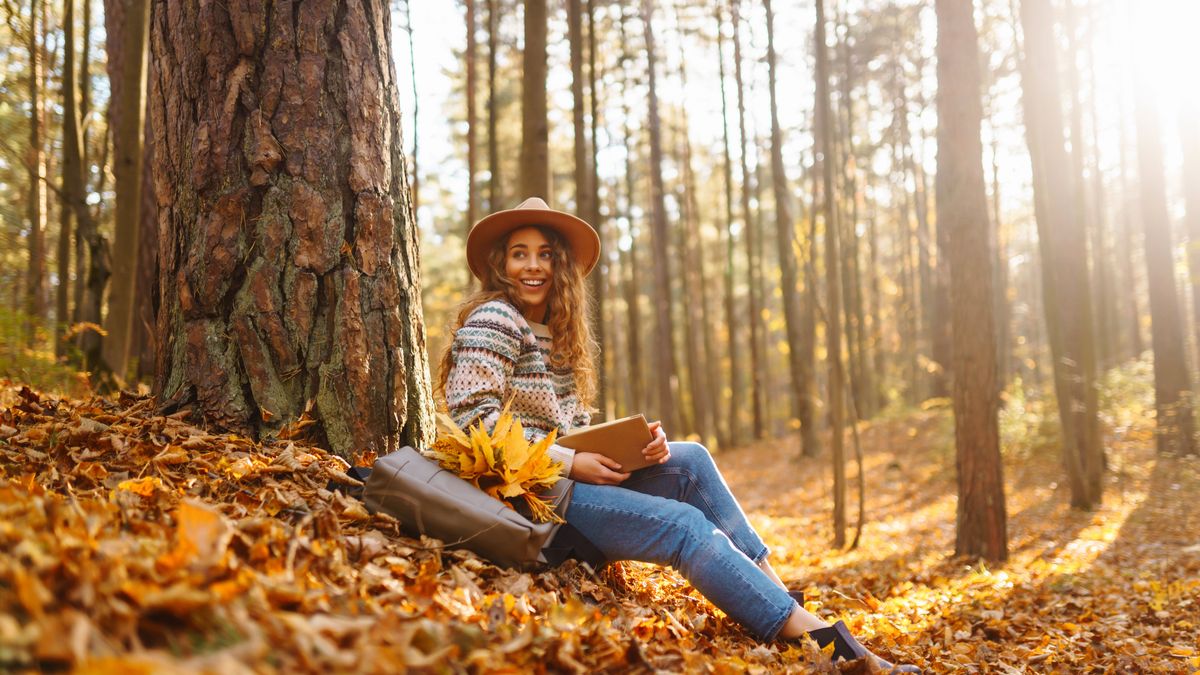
[{"x1": 465, "y1": 197, "x2": 601, "y2": 281}]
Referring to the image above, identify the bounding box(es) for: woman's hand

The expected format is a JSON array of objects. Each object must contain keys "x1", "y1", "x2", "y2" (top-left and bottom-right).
[
  {"x1": 642, "y1": 421, "x2": 670, "y2": 465},
  {"x1": 569, "y1": 452, "x2": 631, "y2": 485}
]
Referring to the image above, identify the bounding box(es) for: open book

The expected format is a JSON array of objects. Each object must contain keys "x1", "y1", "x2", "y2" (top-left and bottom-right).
[{"x1": 557, "y1": 414, "x2": 655, "y2": 472}]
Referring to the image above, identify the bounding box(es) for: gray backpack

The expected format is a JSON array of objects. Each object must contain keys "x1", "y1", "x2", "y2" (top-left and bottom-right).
[{"x1": 362, "y1": 446, "x2": 599, "y2": 569}]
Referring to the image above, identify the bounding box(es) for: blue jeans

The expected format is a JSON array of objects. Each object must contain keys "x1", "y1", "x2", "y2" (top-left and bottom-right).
[{"x1": 563, "y1": 442, "x2": 797, "y2": 641}]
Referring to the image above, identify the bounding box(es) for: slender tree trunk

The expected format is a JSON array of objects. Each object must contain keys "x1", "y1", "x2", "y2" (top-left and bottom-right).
[
  {"x1": 570, "y1": 0, "x2": 602, "y2": 417},
  {"x1": 521, "y1": 0, "x2": 549, "y2": 198},
  {"x1": 1077, "y1": 6, "x2": 1115, "y2": 372},
  {"x1": 640, "y1": 0, "x2": 679, "y2": 435},
  {"x1": 866, "y1": 184, "x2": 886, "y2": 413},
  {"x1": 836, "y1": 16, "x2": 868, "y2": 419},
  {"x1": 134, "y1": 95, "x2": 158, "y2": 381},
  {"x1": 101, "y1": 0, "x2": 151, "y2": 382},
  {"x1": 149, "y1": 0, "x2": 434, "y2": 457},
  {"x1": 25, "y1": 0, "x2": 47, "y2": 346},
  {"x1": 1116, "y1": 85, "x2": 1143, "y2": 359},
  {"x1": 716, "y1": 2, "x2": 739, "y2": 449},
  {"x1": 1018, "y1": 0, "x2": 1103, "y2": 508},
  {"x1": 1181, "y1": 96, "x2": 1200, "y2": 378},
  {"x1": 586, "y1": 0, "x2": 607, "y2": 417},
  {"x1": 57, "y1": 0, "x2": 81, "y2": 356},
  {"x1": 765, "y1": 0, "x2": 812, "y2": 441},
  {"x1": 936, "y1": 0, "x2": 1007, "y2": 561},
  {"x1": 730, "y1": 0, "x2": 765, "y2": 438},
  {"x1": 675, "y1": 30, "x2": 717, "y2": 447},
  {"x1": 815, "y1": 0, "x2": 845, "y2": 548},
  {"x1": 989, "y1": 132, "x2": 1010, "y2": 390},
  {"x1": 486, "y1": 0, "x2": 500, "y2": 211},
  {"x1": 619, "y1": 7, "x2": 644, "y2": 415},
  {"x1": 1130, "y1": 9, "x2": 1197, "y2": 456},
  {"x1": 466, "y1": 0, "x2": 479, "y2": 269}
]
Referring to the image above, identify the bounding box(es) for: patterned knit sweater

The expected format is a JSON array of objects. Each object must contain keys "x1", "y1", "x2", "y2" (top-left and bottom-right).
[{"x1": 445, "y1": 299, "x2": 590, "y2": 476}]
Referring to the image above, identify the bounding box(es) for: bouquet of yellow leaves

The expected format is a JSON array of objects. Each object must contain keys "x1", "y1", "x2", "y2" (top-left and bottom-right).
[{"x1": 428, "y1": 404, "x2": 564, "y2": 523}]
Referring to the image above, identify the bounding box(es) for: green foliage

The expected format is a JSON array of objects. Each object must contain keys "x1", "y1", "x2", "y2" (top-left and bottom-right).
[
  {"x1": 1096, "y1": 352, "x2": 1156, "y2": 437},
  {"x1": 999, "y1": 376, "x2": 1060, "y2": 459},
  {"x1": 0, "y1": 305, "x2": 90, "y2": 397}
]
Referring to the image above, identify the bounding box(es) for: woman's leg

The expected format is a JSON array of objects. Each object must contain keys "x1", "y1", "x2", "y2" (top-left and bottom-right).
[
  {"x1": 621, "y1": 442, "x2": 768, "y2": 563},
  {"x1": 613, "y1": 442, "x2": 834, "y2": 636},
  {"x1": 566, "y1": 480, "x2": 797, "y2": 641}
]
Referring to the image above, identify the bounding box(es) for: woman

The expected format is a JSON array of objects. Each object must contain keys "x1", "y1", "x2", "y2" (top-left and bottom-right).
[{"x1": 439, "y1": 198, "x2": 919, "y2": 673}]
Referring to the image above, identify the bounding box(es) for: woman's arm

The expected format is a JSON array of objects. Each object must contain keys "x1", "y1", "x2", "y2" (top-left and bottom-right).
[{"x1": 444, "y1": 305, "x2": 521, "y2": 433}]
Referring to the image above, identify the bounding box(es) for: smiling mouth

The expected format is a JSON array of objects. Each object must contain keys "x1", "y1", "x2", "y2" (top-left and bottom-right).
[{"x1": 521, "y1": 279, "x2": 546, "y2": 288}]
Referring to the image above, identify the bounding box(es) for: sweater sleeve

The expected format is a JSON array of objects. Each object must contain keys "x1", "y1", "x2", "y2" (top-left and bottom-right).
[
  {"x1": 445, "y1": 303, "x2": 521, "y2": 434},
  {"x1": 547, "y1": 443, "x2": 576, "y2": 478}
]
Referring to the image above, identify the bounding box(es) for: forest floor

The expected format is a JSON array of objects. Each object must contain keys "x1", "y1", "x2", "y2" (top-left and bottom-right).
[{"x1": 0, "y1": 374, "x2": 1198, "y2": 673}]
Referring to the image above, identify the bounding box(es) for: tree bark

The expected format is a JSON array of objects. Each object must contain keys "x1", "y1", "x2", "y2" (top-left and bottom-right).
[
  {"x1": 640, "y1": 0, "x2": 679, "y2": 435},
  {"x1": 1017, "y1": 0, "x2": 1103, "y2": 508},
  {"x1": 149, "y1": 0, "x2": 435, "y2": 458},
  {"x1": 1131, "y1": 9, "x2": 1197, "y2": 456},
  {"x1": 520, "y1": 0, "x2": 549, "y2": 198},
  {"x1": 102, "y1": 0, "x2": 151, "y2": 382},
  {"x1": 936, "y1": 0, "x2": 1007, "y2": 560}
]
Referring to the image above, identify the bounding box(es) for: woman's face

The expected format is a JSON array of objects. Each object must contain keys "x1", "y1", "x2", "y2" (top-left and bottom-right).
[{"x1": 504, "y1": 226, "x2": 554, "y2": 321}]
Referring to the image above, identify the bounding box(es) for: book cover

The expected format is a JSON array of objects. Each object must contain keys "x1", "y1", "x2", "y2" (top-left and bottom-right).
[{"x1": 558, "y1": 414, "x2": 655, "y2": 472}]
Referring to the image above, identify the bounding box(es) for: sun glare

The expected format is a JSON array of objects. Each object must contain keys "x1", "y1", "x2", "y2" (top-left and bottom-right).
[{"x1": 1125, "y1": 0, "x2": 1200, "y2": 110}]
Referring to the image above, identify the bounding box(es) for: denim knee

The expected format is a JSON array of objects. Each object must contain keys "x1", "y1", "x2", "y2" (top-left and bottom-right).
[
  {"x1": 669, "y1": 441, "x2": 714, "y2": 472},
  {"x1": 654, "y1": 500, "x2": 717, "y2": 569}
]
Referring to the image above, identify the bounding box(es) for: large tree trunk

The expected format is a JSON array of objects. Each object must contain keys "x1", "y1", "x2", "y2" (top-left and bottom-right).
[
  {"x1": 730, "y1": 0, "x2": 766, "y2": 439},
  {"x1": 102, "y1": 0, "x2": 151, "y2": 382},
  {"x1": 25, "y1": 0, "x2": 47, "y2": 346},
  {"x1": 149, "y1": 0, "x2": 435, "y2": 458},
  {"x1": 936, "y1": 0, "x2": 1007, "y2": 561},
  {"x1": 765, "y1": 0, "x2": 814, "y2": 444},
  {"x1": 640, "y1": 0, "x2": 679, "y2": 435},
  {"x1": 1018, "y1": 0, "x2": 1103, "y2": 509},
  {"x1": 1131, "y1": 10, "x2": 1196, "y2": 456},
  {"x1": 815, "y1": 0, "x2": 846, "y2": 548},
  {"x1": 520, "y1": 0, "x2": 549, "y2": 198}
]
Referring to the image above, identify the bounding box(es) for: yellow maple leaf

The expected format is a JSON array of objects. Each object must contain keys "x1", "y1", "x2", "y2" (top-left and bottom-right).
[
  {"x1": 116, "y1": 476, "x2": 163, "y2": 498},
  {"x1": 429, "y1": 404, "x2": 563, "y2": 522}
]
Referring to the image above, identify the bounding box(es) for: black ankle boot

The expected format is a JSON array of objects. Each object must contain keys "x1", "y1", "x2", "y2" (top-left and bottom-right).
[
  {"x1": 806, "y1": 620, "x2": 921, "y2": 674},
  {"x1": 787, "y1": 590, "x2": 805, "y2": 605}
]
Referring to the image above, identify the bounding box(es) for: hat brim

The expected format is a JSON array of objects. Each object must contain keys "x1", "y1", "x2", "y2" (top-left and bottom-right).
[{"x1": 466, "y1": 207, "x2": 601, "y2": 281}]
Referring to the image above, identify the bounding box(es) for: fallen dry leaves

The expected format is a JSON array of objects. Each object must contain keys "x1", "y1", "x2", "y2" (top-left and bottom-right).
[{"x1": 1, "y1": 380, "x2": 1197, "y2": 673}]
